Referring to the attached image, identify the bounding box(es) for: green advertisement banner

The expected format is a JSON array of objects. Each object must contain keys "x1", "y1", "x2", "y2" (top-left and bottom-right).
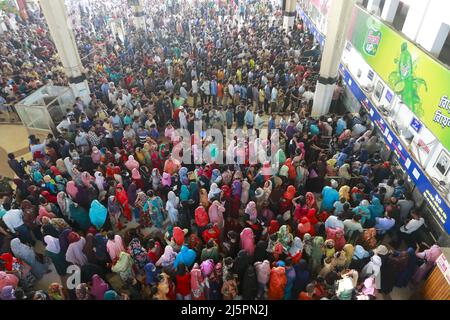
[{"x1": 347, "y1": 7, "x2": 450, "y2": 151}]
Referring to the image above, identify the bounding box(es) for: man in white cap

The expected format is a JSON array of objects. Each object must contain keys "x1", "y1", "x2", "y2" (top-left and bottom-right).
[{"x1": 180, "y1": 82, "x2": 189, "y2": 101}]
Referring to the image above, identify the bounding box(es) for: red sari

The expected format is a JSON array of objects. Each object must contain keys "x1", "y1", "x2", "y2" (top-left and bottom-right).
[{"x1": 115, "y1": 184, "x2": 131, "y2": 221}]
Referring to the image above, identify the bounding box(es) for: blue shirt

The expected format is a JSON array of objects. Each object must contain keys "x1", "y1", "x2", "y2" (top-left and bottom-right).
[
  {"x1": 244, "y1": 111, "x2": 254, "y2": 125},
  {"x1": 101, "y1": 83, "x2": 109, "y2": 96},
  {"x1": 268, "y1": 118, "x2": 276, "y2": 132},
  {"x1": 210, "y1": 81, "x2": 218, "y2": 95},
  {"x1": 240, "y1": 86, "x2": 247, "y2": 100}
]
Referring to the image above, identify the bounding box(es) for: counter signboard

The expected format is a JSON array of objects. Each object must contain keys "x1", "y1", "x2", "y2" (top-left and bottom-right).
[{"x1": 341, "y1": 64, "x2": 450, "y2": 234}]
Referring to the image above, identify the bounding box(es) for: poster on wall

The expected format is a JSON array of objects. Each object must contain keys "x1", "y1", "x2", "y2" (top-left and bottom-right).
[
  {"x1": 347, "y1": 7, "x2": 450, "y2": 153},
  {"x1": 374, "y1": 81, "x2": 384, "y2": 102},
  {"x1": 434, "y1": 150, "x2": 450, "y2": 177}
]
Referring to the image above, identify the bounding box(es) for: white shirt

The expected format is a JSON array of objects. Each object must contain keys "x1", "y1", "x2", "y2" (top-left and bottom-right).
[
  {"x1": 2, "y1": 209, "x2": 24, "y2": 232},
  {"x1": 228, "y1": 84, "x2": 235, "y2": 96},
  {"x1": 400, "y1": 218, "x2": 424, "y2": 234},
  {"x1": 180, "y1": 86, "x2": 189, "y2": 100},
  {"x1": 191, "y1": 80, "x2": 199, "y2": 94},
  {"x1": 56, "y1": 118, "x2": 71, "y2": 133},
  {"x1": 303, "y1": 91, "x2": 314, "y2": 102}
]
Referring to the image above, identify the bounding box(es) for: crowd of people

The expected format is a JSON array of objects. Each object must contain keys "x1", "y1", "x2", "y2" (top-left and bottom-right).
[{"x1": 0, "y1": 0, "x2": 445, "y2": 300}]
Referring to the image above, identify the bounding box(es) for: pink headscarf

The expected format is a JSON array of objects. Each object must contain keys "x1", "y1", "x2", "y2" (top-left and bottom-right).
[
  {"x1": 66, "y1": 181, "x2": 78, "y2": 199},
  {"x1": 106, "y1": 235, "x2": 125, "y2": 262},
  {"x1": 162, "y1": 172, "x2": 172, "y2": 187},
  {"x1": 208, "y1": 200, "x2": 225, "y2": 228},
  {"x1": 240, "y1": 228, "x2": 255, "y2": 256},
  {"x1": 362, "y1": 276, "x2": 376, "y2": 296},
  {"x1": 81, "y1": 171, "x2": 93, "y2": 188},
  {"x1": 298, "y1": 142, "x2": 306, "y2": 159},
  {"x1": 90, "y1": 274, "x2": 109, "y2": 300},
  {"x1": 132, "y1": 168, "x2": 141, "y2": 180},
  {"x1": 125, "y1": 155, "x2": 139, "y2": 172},
  {"x1": 200, "y1": 259, "x2": 214, "y2": 278}
]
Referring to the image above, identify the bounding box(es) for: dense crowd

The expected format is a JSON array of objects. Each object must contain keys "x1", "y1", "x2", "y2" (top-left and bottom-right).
[{"x1": 0, "y1": 0, "x2": 444, "y2": 300}]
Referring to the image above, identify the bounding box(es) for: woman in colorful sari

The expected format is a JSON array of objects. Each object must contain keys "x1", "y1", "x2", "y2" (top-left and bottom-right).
[
  {"x1": 145, "y1": 190, "x2": 165, "y2": 229},
  {"x1": 115, "y1": 184, "x2": 132, "y2": 222},
  {"x1": 134, "y1": 192, "x2": 151, "y2": 228},
  {"x1": 111, "y1": 251, "x2": 134, "y2": 285},
  {"x1": 0, "y1": 253, "x2": 35, "y2": 292},
  {"x1": 10, "y1": 238, "x2": 48, "y2": 280},
  {"x1": 279, "y1": 185, "x2": 296, "y2": 214},
  {"x1": 156, "y1": 245, "x2": 177, "y2": 270},
  {"x1": 128, "y1": 237, "x2": 149, "y2": 272},
  {"x1": 305, "y1": 192, "x2": 318, "y2": 211},
  {"x1": 190, "y1": 263, "x2": 206, "y2": 300},
  {"x1": 277, "y1": 225, "x2": 293, "y2": 252},
  {"x1": 90, "y1": 274, "x2": 109, "y2": 300}
]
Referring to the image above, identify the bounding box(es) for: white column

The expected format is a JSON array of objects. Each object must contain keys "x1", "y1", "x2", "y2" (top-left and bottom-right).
[
  {"x1": 367, "y1": 0, "x2": 381, "y2": 15},
  {"x1": 131, "y1": 0, "x2": 146, "y2": 31},
  {"x1": 381, "y1": 0, "x2": 400, "y2": 23},
  {"x1": 311, "y1": 0, "x2": 355, "y2": 117},
  {"x1": 415, "y1": 0, "x2": 450, "y2": 56},
  {"x1": 402, "y1": 0, "x2": 431, "y2": 41},
  {"x1": 283, "y1": 0, "x2": 296, "y2": 32},
  {"x1": 39, "y1": 0, "x2": 91, "y2": 104}
]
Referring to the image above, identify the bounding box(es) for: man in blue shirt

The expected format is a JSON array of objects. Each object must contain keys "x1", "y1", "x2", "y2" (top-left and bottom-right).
[
  {"x1": 268, "y1": 113, "x2": 276, "y2": 139},
  {"x1": 244, "y1": 108, "x2": 254, "y2": 131},
  {"x1": 210, "y1": 78, "x2": 218, "y2": 107}
]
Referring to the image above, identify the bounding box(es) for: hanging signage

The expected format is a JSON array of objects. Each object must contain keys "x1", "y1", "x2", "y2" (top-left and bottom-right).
[
  {"x1": 347, "y1": 7, "x2": 450, "y2": 153},
  {"x1": 410, "y1": 117, "x2": 423, "y2": 133}
]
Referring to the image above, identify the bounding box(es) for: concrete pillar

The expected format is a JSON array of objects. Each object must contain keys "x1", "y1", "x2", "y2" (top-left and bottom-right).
[
  {"x1": 283, "y1": 0, "x2": 296, "y2": 33},
  {"x1": 39, "y1": 0, "x2": 91, "y2": 104},
  {"x1": 130, "y1": 0, "x2": 146, "y2": 31},
  {"x1": 415, "y1": 1, "x2": 450, "y2": 56},
  {"x1": 367, "y1": 0, "x2": 381, "y2": 15},
  {"x1": 402, "y1": 0, "x2": 431, "y2": 41},
  {"x1": 381, "y1": 0, "x2": 400, "y2": 23},
  {"x1": 311, "y1": 0, "x2": 355, "y2": 117}
]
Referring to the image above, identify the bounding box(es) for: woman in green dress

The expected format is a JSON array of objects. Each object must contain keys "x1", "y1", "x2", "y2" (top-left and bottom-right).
[
  {"x1": 111, "y1": 251, "x2": 134, "y2": 286},
  {"x1": 144, "y1": 191, "x2": 165, "y2": 229}
]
